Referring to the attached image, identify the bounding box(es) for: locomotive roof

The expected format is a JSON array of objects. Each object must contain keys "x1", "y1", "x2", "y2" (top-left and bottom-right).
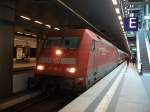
[
  {"x1": 47, "y1": 28, "x2": 116, "y2": 48},
  {"x1": 47, "y1": 29, "x2": 86, "y2": 36}
]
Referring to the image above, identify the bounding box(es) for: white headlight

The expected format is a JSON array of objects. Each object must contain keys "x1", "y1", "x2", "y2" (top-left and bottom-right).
[
  {"x1": 56, "y1": 49, "x2": 62, "y2": 56},
  {"x1": 66, "y1": 67, "x2": 76, "y2": 73},
  {"x1": 37, "y1": 65, "x2": 44, "y2": 71}
]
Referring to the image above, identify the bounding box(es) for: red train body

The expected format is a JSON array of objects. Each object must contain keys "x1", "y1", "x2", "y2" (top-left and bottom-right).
[{"x1": 35, "y1": 29, "x2": 126, "y2": 92}]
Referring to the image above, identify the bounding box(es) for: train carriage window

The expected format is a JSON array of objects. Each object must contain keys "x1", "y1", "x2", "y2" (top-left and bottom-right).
[{"x1": 46, "y1": 37, "x2": 80, "y2": 49}]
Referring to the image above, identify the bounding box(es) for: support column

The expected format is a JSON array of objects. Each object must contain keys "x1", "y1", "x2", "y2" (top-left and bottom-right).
[
  {"x1": 0, "y1": 1, "x2": 15, "y2": 99},
  {"x1": 36, "y1": 32, "x2": 47, "y2": 58}
]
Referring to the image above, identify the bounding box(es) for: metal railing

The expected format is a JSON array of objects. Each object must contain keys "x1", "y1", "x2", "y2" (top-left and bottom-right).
[{"x1": 136, "y1": 32, "x2": 142, "y2": 74}]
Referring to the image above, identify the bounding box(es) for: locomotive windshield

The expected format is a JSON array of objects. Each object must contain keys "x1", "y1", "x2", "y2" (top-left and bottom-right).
[{"x1": 45, "y1": 37, "x2": 80, "y2": 49}]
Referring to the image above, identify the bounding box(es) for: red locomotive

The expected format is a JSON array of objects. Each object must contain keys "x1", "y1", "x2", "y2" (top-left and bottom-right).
[{"x1": 35, "y1": 29, "x2": 127, "y2": 92}]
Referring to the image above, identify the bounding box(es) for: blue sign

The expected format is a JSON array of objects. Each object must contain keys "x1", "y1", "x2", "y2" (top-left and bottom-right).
[{"x1": 124, "y1": 17, "x2": 138, "y2": 31}]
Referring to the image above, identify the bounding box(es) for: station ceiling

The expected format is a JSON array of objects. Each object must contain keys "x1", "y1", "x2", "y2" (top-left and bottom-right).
[{"x1": 15, "y1": 0, "x2": 130, "y2": 53}]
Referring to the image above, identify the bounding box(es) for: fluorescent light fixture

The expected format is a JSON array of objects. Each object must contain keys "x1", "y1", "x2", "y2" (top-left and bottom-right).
[
  {"x1": 32, "y1": 34, "x2": 37, "y2": 37},
  {"x1": 34, "y1": 20, "x2": 43, "y2": 24},
  {"x1": 132, "y1": 5, "x2": 134, "y2": 8},
  {"x1": 130, "y1": 13, "x2": 134, "y2": 17},
  {"x1": 54, "y1": 27, "x2": 60, "y2": 30},
  {"x1": 145, "y1": 16, "x2": 150, "y2": 20},
  {"x1": 115, "y1": 8, "x2": 120, "y2": 14},
  {"x1": 120, "y1": 21, "x2": 123, "y2": 25},
  {"x1": 121, "y1": 25, "x2": 124, "y2": 28},
  {"x1": 118, "y1": 15, "x2": 122, "y2": 20},
  {"x1": 112, "y1": 0, "x2": 118, "y2": 5},
  {"x1": 20, "y1": 16, "x2": 31, "y2": 20},
  {"x1": 130, "y1": 43, "x2": 135, "y2": 46},
  {"x1": 45, "y1": 24, "x2": 51, "y2": 28},
  {"x1": 125, "y1": 7, "x2": 127, "y2": 10},
  {"x1": 25, "y1": 33, "x2": 31, "y2": 36},
  {"x1": 15, "y1": 38, "x2": 22, "y2": 41},
  {"x1": 128, "y1": 9, "x2": 129, "y2": 14},
  {"x1": 17, "y1": 32, "x2": 23, "y2": 34}
]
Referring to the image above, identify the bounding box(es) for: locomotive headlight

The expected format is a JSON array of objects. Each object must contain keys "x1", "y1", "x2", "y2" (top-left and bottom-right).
[
  {"x1": 55, "y1": 49, "x2": 62, "y2": 56},
  {"x1": 66, "y1": 67, "x2": 76, "y2": 73},
  {"x1": 37, "y1": 65, "x2": 45, "y2": 71}
]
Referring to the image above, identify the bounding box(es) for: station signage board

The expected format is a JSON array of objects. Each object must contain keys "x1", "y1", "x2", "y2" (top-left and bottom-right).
[{"x1": 124, "y1": 17, "x2": 138, "y2": 31}]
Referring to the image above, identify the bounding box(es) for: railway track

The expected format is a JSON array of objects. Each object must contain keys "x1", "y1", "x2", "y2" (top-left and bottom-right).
[{"x1": 2, "y1": 92, "x2": 75, "y2": 112}]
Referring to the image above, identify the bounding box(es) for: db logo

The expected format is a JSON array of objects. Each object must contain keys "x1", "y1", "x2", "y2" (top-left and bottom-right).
[
  {"x1": 124, "y1": 17, "x2": 138, "y2": 31},
  {"x1": 52, "y1": 58, "x2": 61, "y2": 64}
]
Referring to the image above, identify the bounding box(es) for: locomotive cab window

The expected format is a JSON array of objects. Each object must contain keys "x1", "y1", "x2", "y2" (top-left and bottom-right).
[
  {"x1": 46, "y1": 37, "x2": 80, "y2": 49},
  {"x1": 46, "y1": 37, "x2": 62, "y2": 48},
  {"x1": 64, "y1": 37, "x2": 80, "y2": 49}
]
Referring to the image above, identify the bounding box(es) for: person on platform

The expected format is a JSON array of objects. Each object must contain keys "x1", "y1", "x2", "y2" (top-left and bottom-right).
[{"x1": 132, "y1": 56, "x2": 136, "y2": 65}]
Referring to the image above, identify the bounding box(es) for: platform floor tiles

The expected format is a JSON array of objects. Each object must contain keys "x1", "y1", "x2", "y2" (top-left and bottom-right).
[{"x1": 107, "y1": 63, "x2": 150, "y2": 112}]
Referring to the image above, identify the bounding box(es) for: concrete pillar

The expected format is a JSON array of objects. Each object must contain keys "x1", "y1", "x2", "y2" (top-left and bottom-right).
[
  {"x1": 0, "y1": 1, "x2": 15, "y2": 99},
  {"x1": 36, "y1": 32, "x2": 47, "y2": 58}
]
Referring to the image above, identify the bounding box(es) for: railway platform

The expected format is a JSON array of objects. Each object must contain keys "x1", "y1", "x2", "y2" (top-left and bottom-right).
[
  {"x1": 59, "y1": 62, "x2": 150, "y2": 112},
  {"x1": 13, "y1": 62, "x2": 36, "y2": 72}
]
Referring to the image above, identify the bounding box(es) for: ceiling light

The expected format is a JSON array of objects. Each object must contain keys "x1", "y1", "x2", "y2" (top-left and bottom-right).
[
  {"x1": 118, "y1": 15, "x2": 122, "y2": 20},
  {"x1": 15, "y1": 38, "x2": 22, "y2": 41},
  {"x1": 112, "y1": 0, "x2": 118, "y2": 5},
  {"x1": 132, "y1": 5, "x2": 134, "y2": 8},
  {"x1": 115, "y1": 8, "x2": 120, "y2": 14},
  {"x1": 54, "y1": 27, "x2": 60, "y2": 30},
  {"x1": 45, "y1": 24, "x2": 51, "y2": 28},
  {"x1": 128, "y1": 9, "x2": 129, "y2": 14},
  {"x1": 120, "y1": 21, "x2": 123, "y2": 25},
  {"x1": 130, "y1": 13, "x2": 134, "y2": 17},
  {"x1": 144, "y1": 16, "x2": 150, "y2": 20},
  {"x1": 25, "y1": 33, "x2": 31, "y2": 36},
  {"x1": 20, "y1": 16, "x2": 31, "y2": 20},
  {"x1": 32, "y1": 34, "x2": 37, "y2": 37},
  {"x1": 34, "y1": 20, "x2": 43, "y2": 24},
  {"x1": 17, "y1": 32, "x2": 23, "y2": 34}
]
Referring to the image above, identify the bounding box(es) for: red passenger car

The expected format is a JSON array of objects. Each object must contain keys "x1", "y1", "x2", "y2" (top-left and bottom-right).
[{"x1": 35, "y1": 29, "x2": 125, "y2": 92}]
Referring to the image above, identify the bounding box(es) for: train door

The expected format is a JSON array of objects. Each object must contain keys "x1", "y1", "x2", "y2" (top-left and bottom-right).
[
  {"x1": 86, "y1": 39, "x2": 97, "y2": 88},
  {"x1": 91, "y1": 40, "x2": 97, "y2": 82}
]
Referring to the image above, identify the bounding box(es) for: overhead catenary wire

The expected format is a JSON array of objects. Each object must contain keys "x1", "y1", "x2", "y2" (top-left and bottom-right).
[{"x1": 56, "y1": 0, "x2": 107, "y2": 39}]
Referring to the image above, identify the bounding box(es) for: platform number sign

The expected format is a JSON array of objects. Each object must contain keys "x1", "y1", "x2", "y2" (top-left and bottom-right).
[{"x1": 124, "y1": 17, "x2": 138, "y2": 31}]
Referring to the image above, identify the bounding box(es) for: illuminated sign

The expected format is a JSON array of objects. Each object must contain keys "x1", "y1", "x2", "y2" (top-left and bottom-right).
[{"x1": 124, "y1": 17, "x2": 138, "y2": 31}]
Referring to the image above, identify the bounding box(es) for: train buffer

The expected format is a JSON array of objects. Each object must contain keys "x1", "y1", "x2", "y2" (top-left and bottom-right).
[{"x1": 59, "y1": 62, "x2": 150, "y2": 112}]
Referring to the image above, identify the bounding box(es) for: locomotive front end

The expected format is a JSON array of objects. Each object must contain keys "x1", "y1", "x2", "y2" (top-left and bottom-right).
[{"x1": 35, "y1": 36, "x2": 86, "y2": 92}]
